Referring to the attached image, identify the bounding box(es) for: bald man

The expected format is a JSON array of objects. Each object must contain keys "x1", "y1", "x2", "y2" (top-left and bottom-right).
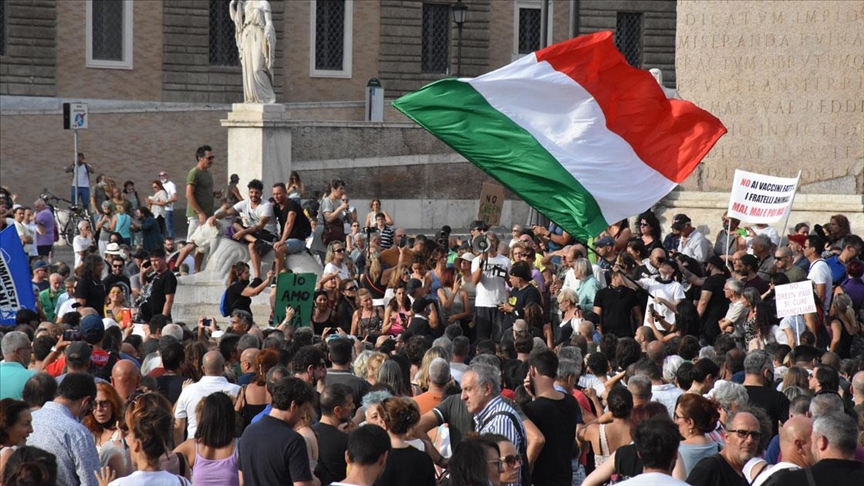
[
  {"x1": 174, "y1": 350, "x2": 241, "y2": 445},
  {"x1": 111, "y1": 359, "x2": 141, "y2": 400},
  {"x1": 238, "y1": 348, "x2": 260, "y2": 385},
  {"x1": 754, "y1": 416, "x2": 814, "y2": 486},
  {"x1": 852, "y1": 371, "x2": 864, "y2": 410}
]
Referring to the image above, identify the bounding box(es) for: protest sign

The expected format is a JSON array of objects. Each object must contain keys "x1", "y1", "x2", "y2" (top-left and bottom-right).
[
  {"x1": 727, "y1": 170, "x2": 800, "y2": 223},
  {"x1": 478, "y1": 182, "x2": 505, "y2": 226},
  {"x1": 774, "y1": 281, "x2": 816, "y2": 319},
  {"x1": 274, "y1": 272, "x2": 317, "y2": 326}
]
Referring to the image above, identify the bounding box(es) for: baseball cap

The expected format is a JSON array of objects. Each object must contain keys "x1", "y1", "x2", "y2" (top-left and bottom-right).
[
  {"x1": 705, "y1": 255, "x2": 727, "y2": 271},
  {"x1": 509, "y1": 261, "x2": 533, "y2": 281},
  {"x1": 65, "y1": 341, "x2": 92, "y2": 367},
  {"x1": 670, "y1": 214, "x2": 692, "y2": 230},
  {"x1": 32, "y1": 260, "x2": 49, "y2": 271},
  {"x1": 459, "y1": 252, "x2": 475, "y2": 262},
  {"x1": 594, "y1": 236, "x2": 615, "y2": 248},
  {"x1": 80, "y1": 314, "x2": 106, "y2": 344},
  {"x1": 406, "y1": 278, "x2": 424, "y2": 296}
]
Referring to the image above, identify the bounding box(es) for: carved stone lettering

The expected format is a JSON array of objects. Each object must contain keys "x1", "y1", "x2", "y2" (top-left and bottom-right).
[{"x1": 677, "y1": 1, "x2": 864, "y2": 193}]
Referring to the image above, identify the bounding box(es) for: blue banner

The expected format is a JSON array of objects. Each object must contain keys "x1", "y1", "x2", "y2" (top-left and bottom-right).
[{"x1": 0, "y1": 226, "x2": 36, "y2": 325}]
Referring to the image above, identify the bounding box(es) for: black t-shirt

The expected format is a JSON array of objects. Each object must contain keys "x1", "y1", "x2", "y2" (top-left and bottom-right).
[
  {"x1": 155, "y1": 374, "x2": 185, "y2": 404},
  {"x1": 376, "y1": 446, "x2": 436, "y2": 486},
  {"x1": 312, "y1": 421, "x2": 348, "y2": 482},
  {"x1": 408, "y1": 315, "x2": 433, "y2": 337},
  {"x1": 225, "y1": 280, "x2": 252, "y2": 314},
  {"x1": 745, "y1": 385, "x2": 789, "y2": 437},
  {"x1": 509, "y1": 283, "x2": 541, "y2": 318},
  {"x1": 273, "y1": 198, "x2": 312, "y2": 241},
  {"x1": 324, "y1": 369, "x2": 369, "y2": 411},
  {"x1": 686, "y1": 453, "x2": 748, "y2": 486},
  {"x1": 144, "y1": 269, "x2": 177, "y2": 321},
  {"x1": 524, "y1": 393, "x2": 582, "y2": 486},
  {"x1": 239, "y1": 415, "x2": 313, "y2": 486},
  {"x1": 75, "y1": 277, "x2": 107, "y2": 317},
  {"x1": 432, "y1": 394, "x2": 475, "y2": 449},
  {"x1": 593, "y1": 285, "x2": 639, "y2": 338},
  {"x1": 700, "y1": 273, "x2": 730, "y2": 342}
]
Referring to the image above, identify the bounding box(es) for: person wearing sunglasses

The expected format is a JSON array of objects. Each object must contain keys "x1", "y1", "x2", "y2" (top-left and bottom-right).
[
  {"x1": 686, "y1": 410, "x2": 762, "y2": 486},
  {"x1": 481, "y1": 434, "x2": 522, "y2": 486}
]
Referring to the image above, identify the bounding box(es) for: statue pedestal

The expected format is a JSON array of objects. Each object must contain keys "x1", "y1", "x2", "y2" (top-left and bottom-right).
[{"x1": 221, "y1": 104, "x2": 292, "y2": 187}]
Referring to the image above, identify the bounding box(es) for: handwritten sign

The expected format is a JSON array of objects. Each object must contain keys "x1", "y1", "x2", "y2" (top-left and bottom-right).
[
  {"x1": 274, "y1": 272, "x2": 317, "y2": 326},
  {"x1": 774, "y1": 281, "x2": 816, "y2": 319},
  {"x1": 727, "y1": 169, "x2": 800, "y2": 223},
  {"x1": 478, "y1": 182, "x2": 505, "y2": 226}
]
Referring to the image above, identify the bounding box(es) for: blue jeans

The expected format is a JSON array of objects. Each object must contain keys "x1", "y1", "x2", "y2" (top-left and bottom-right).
[
  {"x1": 71, "y1": 187, "x2": 89, "y2": 207},
  {"x1": 165, "y1": 210, "x2": 174, "y2": 238}
]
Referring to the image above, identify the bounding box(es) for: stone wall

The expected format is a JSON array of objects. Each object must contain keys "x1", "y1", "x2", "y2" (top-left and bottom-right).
[
  {"x1": 0, "y1": 0, "x2": 57, "y2": 97},
  {"x1": 577, "y1": 0, "x2": 677, "y2": 87},
  {"x1": 162, "y1": 0, "x2": 284, "y2": 103},
  {"x1": 379, "y1": 0, "x2": 491, "y2": 98},
  {"x1": 676, "y1": 0, "x2": 864, "y2": 194}
]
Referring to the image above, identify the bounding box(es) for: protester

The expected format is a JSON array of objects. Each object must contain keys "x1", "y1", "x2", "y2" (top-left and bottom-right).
[
  {"x1": 174, "y1": 392, "x2": 239, "y2": 486},
  {"x1": 0, "y1": 399, "x2": 33, "y2": 479}
]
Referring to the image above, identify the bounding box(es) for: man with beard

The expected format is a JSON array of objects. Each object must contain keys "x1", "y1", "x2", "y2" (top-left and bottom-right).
[
  {"x1": 593, "y1": 268, "x2": 642, "y2": 338},
  {"x1": 625, "y1": 258, "x2": 685, "y2": 333},
  {"x1": 687, "y1": 410, "x2": 761, "y2": 486},
  {"x1": 270, "y1": 182, "x2": 312, "y2": 273},
  {"x1": 209, "y1": 178, "x2": 277, "y2": 281},
  {"x1": 102, "y1": 255, "x2": 132, "y2": 303}
]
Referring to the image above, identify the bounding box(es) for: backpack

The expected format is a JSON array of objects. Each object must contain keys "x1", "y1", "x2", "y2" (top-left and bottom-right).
[{"x1": 220, "y1": 289, "x2": 230, "y2": 317}]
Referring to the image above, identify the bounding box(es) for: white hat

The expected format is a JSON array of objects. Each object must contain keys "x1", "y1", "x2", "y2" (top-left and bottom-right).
[
  {"x1": 459, "y1": 252, "x2": 475, "y2": 262},
  {"x1": 105, "y1": 242, "x2": 123, "y2": 256}
]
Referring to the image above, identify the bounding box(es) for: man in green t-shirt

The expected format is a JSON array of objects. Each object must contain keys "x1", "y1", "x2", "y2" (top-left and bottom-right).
[{"x1": 177, "y1": 145, "x2": 223, "y2": 272}]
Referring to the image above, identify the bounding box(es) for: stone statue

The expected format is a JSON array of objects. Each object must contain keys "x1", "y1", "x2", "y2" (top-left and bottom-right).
[{"x1": 230, "y1": 0, "x2": 277, "y2": 104}]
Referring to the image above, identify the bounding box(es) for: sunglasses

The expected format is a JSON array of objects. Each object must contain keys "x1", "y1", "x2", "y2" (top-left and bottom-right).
[
  {"x1": 334, "y1": 248, "x2": 345, "y2": 253},
  {"x1": 344, "y1": 287, "x2": 357, "y2": 291},
  {"x1": 206, "y1": 156, "x2": 215, "y2": 160},
  {"x1": 112, "y1": 264, "x2": 124, "y2": 268},
  {"x1": 501, "y1": 454, "x2": 523, "y2": 467},
  {"x1": 727, "y1": 429, "x2": 762, "y2": 440}
]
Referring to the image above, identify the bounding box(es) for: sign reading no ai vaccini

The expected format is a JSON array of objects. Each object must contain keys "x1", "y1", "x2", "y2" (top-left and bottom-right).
[
  {"x1": 274, "y1": 272, "x2": 317, "y2": 326},
  {"x1": 727, "y1": 169, "x2": 800, "y2": 223},
  {"x1": 774, "y1": 281, "x2": 816, "y2": 319}
]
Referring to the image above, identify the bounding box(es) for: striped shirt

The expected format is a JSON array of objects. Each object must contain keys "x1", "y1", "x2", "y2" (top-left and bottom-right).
[
  {"x1": 379, "y1": 226, "x2": 395, "y2": 249},
  {"x1": 28, "y1": 402, "x2": 101, "y2": 486},
  {"x1": 474, "y1": 396, "x2": 526, "y2": 486}
]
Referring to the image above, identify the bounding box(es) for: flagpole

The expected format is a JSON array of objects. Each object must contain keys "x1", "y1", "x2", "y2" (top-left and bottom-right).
[
  {"x1": 777, "y1": 170, "x2": 802, "y2": 243},
  {"x1": 724, "y1": 217, "x2": 731, "y2": 266}
]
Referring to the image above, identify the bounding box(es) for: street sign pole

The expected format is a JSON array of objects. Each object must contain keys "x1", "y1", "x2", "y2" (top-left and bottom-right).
[{"x1": 73, "y1": 129, "x2": 79, "y2": 206}]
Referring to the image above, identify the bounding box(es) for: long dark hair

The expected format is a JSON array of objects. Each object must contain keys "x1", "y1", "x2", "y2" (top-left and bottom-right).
[
  {"x1": 445, "y1": 437, "x2": 500, "y2": 486},
  {"x1": 195, "y1": 392, "x2": 235, "y2": 448},
  {"x1": 637, "y1": 210, "x2": 662, "y2": 241}
]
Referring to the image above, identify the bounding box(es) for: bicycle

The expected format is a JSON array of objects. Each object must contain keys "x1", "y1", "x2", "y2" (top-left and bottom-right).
[{"x1": 40, "y1": 188, "x2": 91, "y2": 247}]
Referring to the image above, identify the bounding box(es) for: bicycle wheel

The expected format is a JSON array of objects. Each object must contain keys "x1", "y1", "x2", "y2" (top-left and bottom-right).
[{"x1": 64, "y1": 218, "x2": 80, "y2": 247}]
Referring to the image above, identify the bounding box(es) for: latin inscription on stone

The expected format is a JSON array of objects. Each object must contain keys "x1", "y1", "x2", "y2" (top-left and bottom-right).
[{"x1": 676, "y1": 1, "x2": 864, "y2": 193}]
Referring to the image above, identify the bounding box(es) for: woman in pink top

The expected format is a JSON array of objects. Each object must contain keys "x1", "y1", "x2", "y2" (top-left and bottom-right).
[{"x1": 174, "y1": 393, "x2": 240, "y2": 486}]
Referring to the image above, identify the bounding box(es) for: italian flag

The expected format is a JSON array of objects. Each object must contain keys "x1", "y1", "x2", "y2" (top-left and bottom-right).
[{"x1": 393, "y1": 31, "x2": 726, "y2": 240}]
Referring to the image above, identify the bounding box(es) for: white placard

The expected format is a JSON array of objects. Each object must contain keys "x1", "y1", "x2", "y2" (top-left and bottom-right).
[
  {"x1": 727, "y1": 169, "x2": 799, "y2": 223},
  {"x1": 774, "y1": 281, "x2": 816, "y2": 319}
]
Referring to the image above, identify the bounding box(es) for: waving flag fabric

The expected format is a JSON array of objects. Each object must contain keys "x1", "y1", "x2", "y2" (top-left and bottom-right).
[
  {"x1": 0, "y1": 226, "x2": 36, "y2": 325},
  {"x1": 393, "y1": 31, "x2": 726, "y2": 239}
]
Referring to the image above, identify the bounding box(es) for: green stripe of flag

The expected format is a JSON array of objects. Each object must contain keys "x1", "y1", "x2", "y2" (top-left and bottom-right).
[{"x1": 393, "y1": 78, "x2": 607, "y2": 240}]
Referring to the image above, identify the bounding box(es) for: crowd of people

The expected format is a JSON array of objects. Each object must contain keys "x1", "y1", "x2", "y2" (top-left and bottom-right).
[{"x1": 1, "y1": 145, "x2": 863, "y2": 486}]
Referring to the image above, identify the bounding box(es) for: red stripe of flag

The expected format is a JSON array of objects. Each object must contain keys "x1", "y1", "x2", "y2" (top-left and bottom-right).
[{"x1": 535, "y1": 32, "x2": 726, "y2": 184}]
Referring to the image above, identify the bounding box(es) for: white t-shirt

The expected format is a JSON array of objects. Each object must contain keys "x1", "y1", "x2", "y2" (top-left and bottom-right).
[
  {"x1": 27, "y1": 222, "x2": 39, "y2": 256},
  {"x1": 109, "y1": 470, "x2": 190, "y2": 486},
  {"x1": 323, "y1": 262, "x2": 352, "y2": 282},
  {"x1": 807, "y1": 259, "x2": 833, "y2": 310},
  {"x1": 14, "y1": 221, "x2": 32, "y2": 254},
  {"x1": 161, "y1": 180, "x2": 177, "y2": 211},
  {"x1": 471, "y1": 254, "x2": 511, "y2": 307},
  {"x1": 71, "y1": 163, "x2": 91, "y2": 188},
  {"x1": 73, "y1": 235, "x2": 92, "y2": 268},
  {"x1": 776, "y1": 315, "x2": 805, "y2": 346},
  {"x1": 233, "y1": 199, "x2": 277, "y2": 235},
  {"x1": 752, "y1": 225, "x2": 780, "y2": 246},
  {"x1": 148, "y1": 190, "x2": 168, "y2": 218},
  {"x1": 639, "y1": 278, "x2": 686, "y2": 328},
  {"x1": 174, "y1": 376, "x2": 240, "y2": 438}
]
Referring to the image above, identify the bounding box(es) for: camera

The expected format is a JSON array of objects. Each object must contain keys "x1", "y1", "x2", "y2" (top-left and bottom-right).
[
  {"x1": 63, "y1": 330, "x2": 81, "y2": 342},
  {"x1": 202, "y1": 318, "x2": 211, "y2": 327},
  {"x1": 399, "y1": 235, "x2": 410, "y2": 248},
  {"x1": 363, "y1": 226, "x2": 378, "y2": 235}
]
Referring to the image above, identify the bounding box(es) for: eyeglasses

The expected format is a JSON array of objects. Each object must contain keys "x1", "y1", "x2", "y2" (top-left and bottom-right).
[
  {"x1": 727, "y1": 429, "x2": 762, "y2": 440},
  {"x1": 501, "y1": 454, "x2": 523, "y2": 467},
  {"x1": 487, "y1": 460, "x2": 505, "y2": 473},
  {"x1": 673, "y1": 413, "x2": 688, "y2": 421},
  {"x1": 512, "y1": 252, "x2": 524, "y2": 257},
  {"x1": 206, "y1": 156, "x2": 215, "y2": 161},
  {"x1": 94, "y1": 400, "x2": 111, "y2": 409},
  {"x1": 639, "y1": 222, "x2": 649, "y2": 226},
  {"x1": 344, "y1": 287, "x2": 357, "y2": 291},
  {"x1": 334, "y1": 248, "x2": 345, "y2": 253}
]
